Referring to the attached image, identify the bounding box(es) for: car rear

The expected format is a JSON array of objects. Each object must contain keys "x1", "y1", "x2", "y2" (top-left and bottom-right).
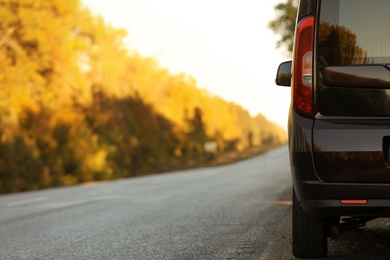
[{"x1": 276, "y1": 0, "x2": 390, "y2": 258}]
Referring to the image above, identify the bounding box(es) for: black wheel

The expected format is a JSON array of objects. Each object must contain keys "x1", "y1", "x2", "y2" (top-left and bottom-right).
[{"x1": 292, "y1": 188, "x2": 328, "y2": 258}]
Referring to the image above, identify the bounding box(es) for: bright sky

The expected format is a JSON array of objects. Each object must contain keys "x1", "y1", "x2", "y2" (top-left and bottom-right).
[{"x1": 82, "y1": 0, "x2": 291, "y2": 129}]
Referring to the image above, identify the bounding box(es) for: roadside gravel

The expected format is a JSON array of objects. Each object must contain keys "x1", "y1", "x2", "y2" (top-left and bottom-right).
[{"x1": 261, "y1": 202, "x2": 390, "y2": 259}]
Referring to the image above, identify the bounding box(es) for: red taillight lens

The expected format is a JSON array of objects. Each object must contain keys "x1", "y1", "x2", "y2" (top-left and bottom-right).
[
  {"x1": 293, "y1": 16, "x2": 315, "y2": 118},
  {"x1": 340, "y1": 200, "x2": 367, "y2": 205}
]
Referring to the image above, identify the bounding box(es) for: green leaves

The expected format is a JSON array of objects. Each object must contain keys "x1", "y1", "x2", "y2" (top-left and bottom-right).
[{"x1": 268, "y1": 0, "x2": 298, "y2": 56}]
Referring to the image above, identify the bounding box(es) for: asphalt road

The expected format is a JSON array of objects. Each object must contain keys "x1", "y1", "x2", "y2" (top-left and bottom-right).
[
  {"x1": 0, "y1": 146, "x2": 292, "y2": 259},
  {"x1": 2, "y1": 146, "x2": 390, "y2": 259}
]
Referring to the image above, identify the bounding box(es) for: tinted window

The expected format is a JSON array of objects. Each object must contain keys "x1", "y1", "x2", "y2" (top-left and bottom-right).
[{"x1": 318, "y1": 0, "x2": 390, "y2": 66}]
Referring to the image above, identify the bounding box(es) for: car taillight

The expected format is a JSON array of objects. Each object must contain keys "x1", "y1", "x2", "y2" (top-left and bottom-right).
[
  {"x1": 340, "y1": 200, "x2": 367, "y2": 205},
  {"x1": 293, "y1": 16, "x2": 315, "y2": 118}
]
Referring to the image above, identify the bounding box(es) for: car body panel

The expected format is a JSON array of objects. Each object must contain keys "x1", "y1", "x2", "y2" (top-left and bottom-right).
[
  {"x1": 313, "y1": 119, "x2": 390, "y2": 182},
  {"x1": 312, "y1": 0, "x2": 390, "y2": 184}
]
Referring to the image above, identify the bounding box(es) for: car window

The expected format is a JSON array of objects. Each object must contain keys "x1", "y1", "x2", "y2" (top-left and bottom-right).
[{"x1": 318, "y1": 0, "x2": 390, "y2": 66}]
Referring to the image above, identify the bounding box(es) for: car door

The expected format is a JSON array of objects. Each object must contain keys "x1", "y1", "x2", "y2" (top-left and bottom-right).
[{"x1": 313, "y1": 0, "x2": 390, "y2": 183}]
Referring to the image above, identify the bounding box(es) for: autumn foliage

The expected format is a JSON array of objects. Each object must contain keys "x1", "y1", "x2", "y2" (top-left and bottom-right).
[{"x1": 0, "y1": 0, "x2": 286, "y2": 193}]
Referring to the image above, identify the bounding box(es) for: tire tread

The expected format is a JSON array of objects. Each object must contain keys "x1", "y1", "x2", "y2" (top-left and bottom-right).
[{"x1": 292, "y1": 188, "x2": 328, "y2": 258}]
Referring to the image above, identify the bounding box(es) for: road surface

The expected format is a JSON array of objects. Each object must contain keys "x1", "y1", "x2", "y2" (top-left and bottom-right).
[{"x1": 2, "y1": 146, "x2": 390, "y2": 259}]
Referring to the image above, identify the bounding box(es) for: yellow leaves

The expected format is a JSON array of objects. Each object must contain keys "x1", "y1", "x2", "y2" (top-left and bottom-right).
[
  {"x1": 0, "y1": 3, "x2": 17, "y2": 29},
  {"x1": 0, "y1": 27, "x2": 15, "y2": 49},
  {"x1": 130, "y1": 137, "x2": 139, "y2": 148},
  {"x1": 0, "y1": 0, "x2": 287, "y2": 194},
  {"x1": 50, "y1": 0, "x2": 79, "y2": 15},
  {"x1": 11, "y1": 88, "x2": 40, "y2": 115},
  {"x1": 174, "y1": 147, "x2": 183, "y2": 157},
  {"x1": 85, "y1": 149, "x2": 110, "y2": 173},
  {"x1": 122, "y1": 51, "x2": 286, "y2": 150},
  {"x1": 41, "y1": 167, "x2": 52, "y2": 187},
  {"x1": 59, "y1": 174, "x2": 78, "y2": 186}
]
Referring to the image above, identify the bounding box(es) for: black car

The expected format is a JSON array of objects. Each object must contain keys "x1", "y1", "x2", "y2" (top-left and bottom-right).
[{"x1": 276, "y1": 0, "x2": 390, "y2": 258}]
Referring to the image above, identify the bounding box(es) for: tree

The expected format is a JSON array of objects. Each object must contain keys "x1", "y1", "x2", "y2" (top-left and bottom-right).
[
  {"x1": 268, "y1": 0, "x2": 298, "y2": 56},
  {"x1": 0, "y1": 0, "x2": 288, "y2": 194},
  {"x1": 185, "y1": 107, "x2": 207, "y2": 158}
]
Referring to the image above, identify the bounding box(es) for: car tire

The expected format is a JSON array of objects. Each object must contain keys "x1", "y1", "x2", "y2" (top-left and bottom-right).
[{"x1": 292, "y1": 188, "x2": 328, "y2": 258}]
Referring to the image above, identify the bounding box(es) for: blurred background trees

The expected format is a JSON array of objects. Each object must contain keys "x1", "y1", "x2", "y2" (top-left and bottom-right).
[
  {"x1": 268, "y1": 0, "x2": 298, "y2": 55},
  {"x1": 0, "y1": 0, "x2": 286, "y2": 193}
]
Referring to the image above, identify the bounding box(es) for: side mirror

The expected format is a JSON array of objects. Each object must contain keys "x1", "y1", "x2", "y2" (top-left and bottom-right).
[{"x1": 275, "y1": 61, "x2": 292, "y2": 86}]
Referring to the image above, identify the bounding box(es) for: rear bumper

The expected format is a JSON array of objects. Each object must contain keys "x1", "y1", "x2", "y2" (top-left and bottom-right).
[
  {"x1": 299, "y1": 181, "x2": 390, "y2": 217},
  {"x1": 289, "y1": 111, "x2": 390, "y2": 218},
  {"x1": 302, "y1": 198, "x2": 390, "y2": 218}
]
